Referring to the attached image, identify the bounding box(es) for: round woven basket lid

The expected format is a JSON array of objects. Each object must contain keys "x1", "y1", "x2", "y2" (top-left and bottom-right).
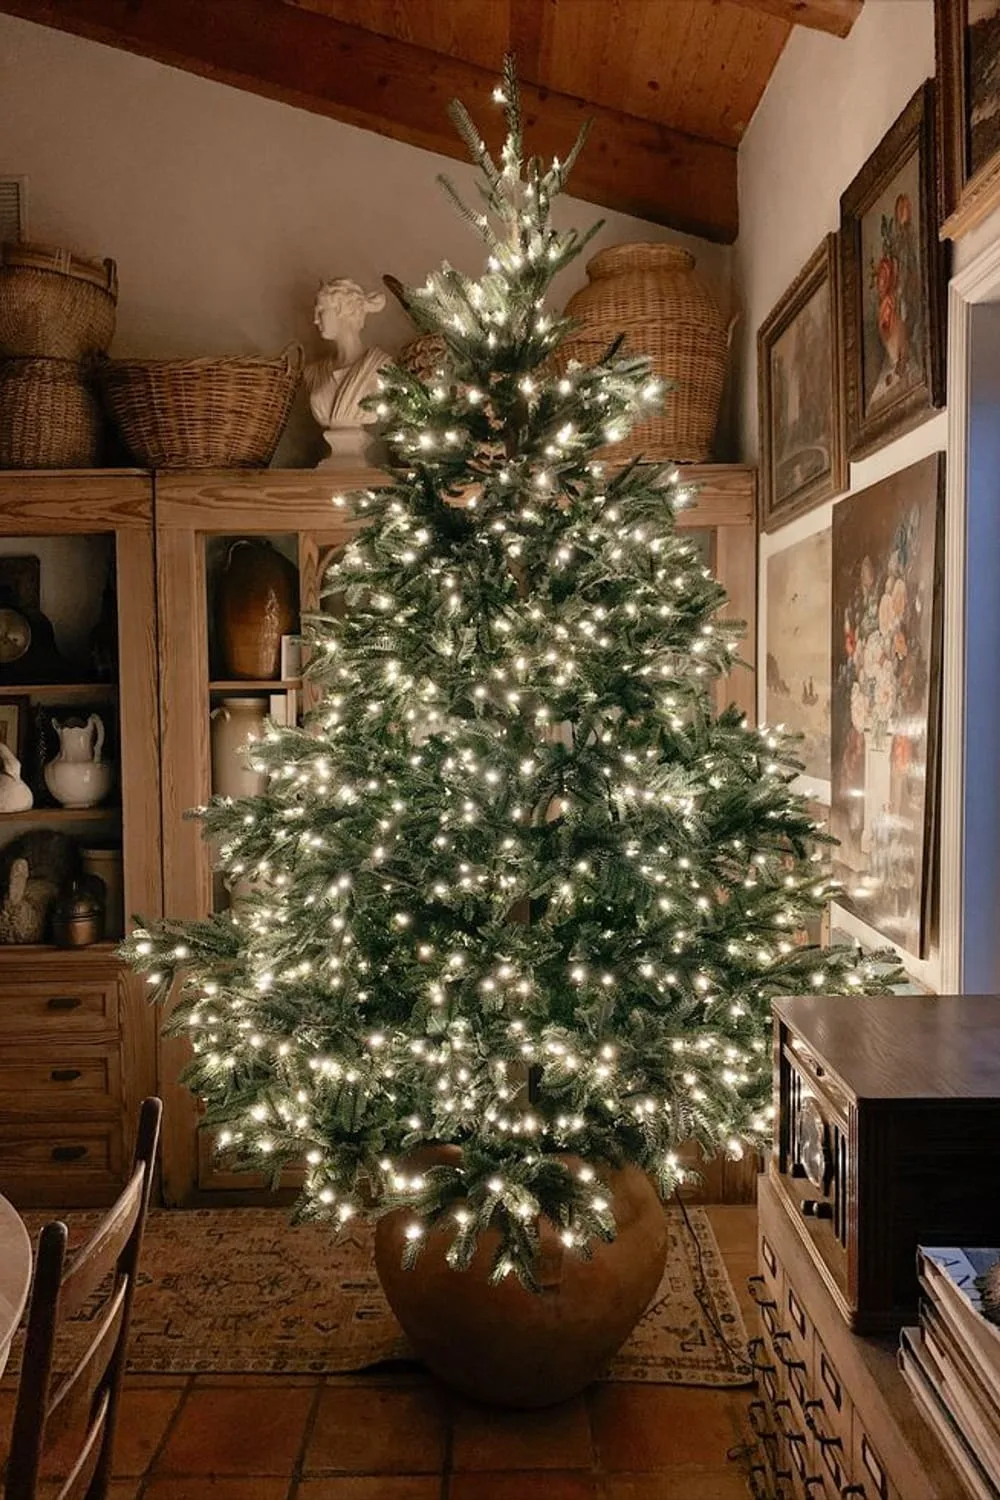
[
  {"x1": 586, "y1": 243, "x2": 696, "y2": 279},
  {"x1": 0, "y1": 240, "x2": 118, "y2": 298}
]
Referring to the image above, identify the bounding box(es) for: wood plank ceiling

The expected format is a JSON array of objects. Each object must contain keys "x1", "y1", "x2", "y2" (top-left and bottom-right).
[{"x1": 0, "y1": 0, "x2": 863, "y2": 241}]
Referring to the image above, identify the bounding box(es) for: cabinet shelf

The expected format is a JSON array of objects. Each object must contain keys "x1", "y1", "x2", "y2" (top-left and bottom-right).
[
  {"x1": 0, "y1": 941, "x2": 119, "y2": 958},
  {"x1": 1, "y1": 682, "x2": 118, "y2": 699},
  {"x1": 3, "y1": 806, "x2": 121, "y2": 824},
  {"x1": 208, "y1": 679, "x2": 302, "y2": 691}
]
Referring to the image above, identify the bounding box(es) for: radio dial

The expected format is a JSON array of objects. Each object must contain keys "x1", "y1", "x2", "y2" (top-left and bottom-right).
[{"x1": 796, "y1": 1095, "x2": 832, "y2": 1191}]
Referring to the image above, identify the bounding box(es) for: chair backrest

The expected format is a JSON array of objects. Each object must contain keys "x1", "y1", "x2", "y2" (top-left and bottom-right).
[{"x1": 5, "y1": 1097, "x2": 162, "y2": 1500}]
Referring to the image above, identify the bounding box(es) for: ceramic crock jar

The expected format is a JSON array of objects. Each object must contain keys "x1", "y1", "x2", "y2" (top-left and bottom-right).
[
  {"x1": 210, "y1": 697, "x2": 269, "y2": 800},
  {"x1": 215, "y1": 539, "x2": 298, "y2": 681},
  {"x1": 558, "y1": 243, "x2": 730, "y2": 464},
  {"x1": 374, "y1": 1150, "x2": 668, "y2": 1408}
]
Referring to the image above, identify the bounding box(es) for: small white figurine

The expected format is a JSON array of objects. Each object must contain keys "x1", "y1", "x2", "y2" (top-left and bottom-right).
[
  {"x1": 0, "y1": 741, "x2": 32, "y2": 813},
  {"x1": 304, "y1": 278, "x2": 390, "y2": 468}
]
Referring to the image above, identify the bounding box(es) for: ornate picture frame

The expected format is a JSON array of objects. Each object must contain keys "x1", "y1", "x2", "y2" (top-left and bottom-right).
[
  {"x1": 758, "y1": 235, "x2": 846, "y2": 531},
  {"x1": 0, "y1": 693, "x2": 30, "y2": 768},
  {"x1": 840, "y1": 83, "x2": 947, "y2": 462},
  {"x1": 936, "y1": 0, "x2": 1000, "y2": 239},
  {"x1": 829, "y1": 454, "x2": 944, "y2": 959}
]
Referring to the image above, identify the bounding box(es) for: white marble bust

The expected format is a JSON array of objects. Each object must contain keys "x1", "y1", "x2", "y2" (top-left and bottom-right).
[{"x1": 304, "y1": 278, "x2": 391, "y2": 468}]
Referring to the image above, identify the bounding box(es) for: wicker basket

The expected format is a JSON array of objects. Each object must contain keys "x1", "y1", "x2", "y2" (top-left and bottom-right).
[
  {"x1": 100, "y1": 345, "x2": 302, "y2": 468},
  {"x1": 0, "y1": 242, "x2": 118, "y2": 360},
  {"x1": 558, "y1": 244, "x2": 730, "y2": 464},
  {"x1": 0, "y1": 357, "x2": 102, "y2": 469}
]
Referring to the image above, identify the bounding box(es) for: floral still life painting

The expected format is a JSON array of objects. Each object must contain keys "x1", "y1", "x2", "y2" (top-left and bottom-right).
[
  {"x1": 830, "y1": 455, "x2": 943, "y2": 956},
  {"x1": 861, "y1": 156, "x2": 924, "y2": 417},
  {"x1": 765, "y1": 530, "x2": 831, "y2": 784},
  {"x1": 840, "y1": 82, "x2": 945, "y2": 459}
]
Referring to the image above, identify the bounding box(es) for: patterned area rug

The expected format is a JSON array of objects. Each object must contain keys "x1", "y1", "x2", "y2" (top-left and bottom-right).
[{"x1": 8, "y1": 1205, "x2": 751, "y2": 1387}]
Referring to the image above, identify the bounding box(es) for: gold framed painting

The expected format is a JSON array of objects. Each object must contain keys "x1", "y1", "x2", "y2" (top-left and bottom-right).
[
  {"x1": 765, "y1": 527, "x2": 832, "y2": 785},
  {"x1": 840, "y1": 83, "x2": 948, "y2": 462},
  {"x1": 758, "y1": 236, "x2": 846, "y2": 531},
  {"x1": 936, "y1": 0, "x2": 1000, "y2": 239},
  {"x1": 829, "y1": 454, "x2": 944, "y2": 959}
]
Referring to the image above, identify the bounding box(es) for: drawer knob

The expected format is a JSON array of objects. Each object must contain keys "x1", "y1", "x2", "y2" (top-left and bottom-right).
[
  {"x1": 47, "y1": 996, "x2": 82, "y2": 1011},
  {"x1": 747, "y1": 1276, "x2": 777, "y2": 1310},
  {"x1": 51, "y1": 1145, "x2": 87, "y2": 1162},
  {"x1": 50, "y1": 1068, "x2": 82, "y2": 1082}
]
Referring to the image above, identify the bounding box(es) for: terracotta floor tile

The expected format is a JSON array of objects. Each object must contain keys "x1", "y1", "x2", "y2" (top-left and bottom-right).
[
  {"x1": 323, "y1": 1367, "x2": 430, "y2": 1387},
  {"x1": 108, "y1": 1483, "x2": 143, "y2": 1500},
  {"x1": 0, "y1": 1385, "x2": 15, "y2": 1462},
  {"x1": 112, "y1": 1385, "x2": 185, "y2": 1475},
  {"x1": 296, "y1": 1481, "x2": 442, "y2": 1499},
  {"x1": 156, "y1": 1384, "x2": 315, "y2": 1474},
  {"x1": 589, "y1": 1385, "x2": 743, "y2": 1471},
  {"x1": 607, "y1": 1469, "x2": 750, "y2": 1499},
  {"x1": 122, "y1": 1374, "x2": 191, "y2": 1390},
  {"x1": 193, "y1": 1373, "x2": 322, "y2": 1388},
  {"x1": 143, "y1": 1480, "x2": 290, "y2": 1499},
  {"x1": 448, "y1": 1474, "x2": 599, "y2": 1500},
  {"x1": 303, "y1": 1384, "x2": 446, "y2": 1475},
  {"x1": 450, "y1": 1394, "x2": 593, "y2": 1471}
]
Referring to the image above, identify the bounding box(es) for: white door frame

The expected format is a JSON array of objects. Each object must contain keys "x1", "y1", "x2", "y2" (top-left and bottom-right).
[{"x1": 940, "y1": 235, "x2": 1000, "y2": 993}]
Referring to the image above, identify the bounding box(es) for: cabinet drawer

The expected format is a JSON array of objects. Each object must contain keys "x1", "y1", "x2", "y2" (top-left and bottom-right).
[
  {"x1": 852, "y1": 1423, "x2": 900, "y2": 1500},
  {"x1": 0, "y1": 1122, "x2": 124, "y2": 1206},
  {"x1": 0, "y1": 979, "x2": 118, "y2": 1037},
  {"x1": 0, "y1": 1045, "x2": 121, "y2": 1118}
]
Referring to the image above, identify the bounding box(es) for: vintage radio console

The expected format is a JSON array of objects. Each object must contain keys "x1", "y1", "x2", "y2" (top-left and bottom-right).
[{"x1": 771, "y1": 994, "x2": 1000, "y2": 1333}]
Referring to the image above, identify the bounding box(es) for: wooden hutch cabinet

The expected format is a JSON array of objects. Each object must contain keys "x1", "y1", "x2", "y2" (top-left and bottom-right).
[
  {"x1": 0, "y1": 462, "x2": 757, "y2": 1207},
  {"x1": 0, "y1": 472, "x2": 161, "y2": 1205}
]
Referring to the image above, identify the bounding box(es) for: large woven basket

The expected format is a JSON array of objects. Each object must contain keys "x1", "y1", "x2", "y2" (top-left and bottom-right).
[
  {"x1": 558, "y1": 244, "x2": 730, "y2": 464},
  {"x1": 0, "y1": 357, "x2": 102, "y2": 469},
  {"x1": 100, "y1": 345, "x2": 302, "y2": 468},
  {"x1": 0, "y1": 242, "x2": 118, "y2": 360}
]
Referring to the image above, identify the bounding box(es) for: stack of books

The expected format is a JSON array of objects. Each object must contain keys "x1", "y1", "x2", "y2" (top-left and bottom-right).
[{"x1": 899, "y1": 1247, "x2": 1000, "y2": 1499}]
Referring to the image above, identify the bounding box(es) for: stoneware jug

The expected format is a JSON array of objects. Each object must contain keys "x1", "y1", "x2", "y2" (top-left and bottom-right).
[
  {"x1": 0, "y1": 741, "x2": 32, "y2": 813},
  {"x1": 44, "y1": 712, "x2": 114, "y2": 809},
  {"x1": 210, "y1": 697, "x2": 269, "y2": 799},
  {"x1": 215, "y1": 539, "x2": 298, "y2": 681}
]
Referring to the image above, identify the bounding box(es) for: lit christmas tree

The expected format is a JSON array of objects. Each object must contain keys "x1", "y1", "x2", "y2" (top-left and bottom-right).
[{"x1": 127, "y1": 60, "x2": 893, "y2": 1285}]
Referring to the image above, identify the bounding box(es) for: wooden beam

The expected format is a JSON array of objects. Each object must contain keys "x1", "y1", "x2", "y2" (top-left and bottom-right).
[
  {"x1": 725, "y1": 0, "x2": 863, "y2": 38},
  {"x1": 507, "y1": 0, "x2": 553, "y2": 83},
  {"x1": 0, "y1": 0, "x2": 737, "y2": 241}
]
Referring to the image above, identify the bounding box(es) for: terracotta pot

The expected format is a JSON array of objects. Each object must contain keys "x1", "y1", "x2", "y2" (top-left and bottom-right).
[
  {"x1": 557, "y1": 242, "x2": 730, "y2": 464},
  {"x1": 374, "y1": 1159, "x2": 667, "y2": 1408},
  {"x1": 215, "y1": 539, "x2": 298, "y2": 680}
]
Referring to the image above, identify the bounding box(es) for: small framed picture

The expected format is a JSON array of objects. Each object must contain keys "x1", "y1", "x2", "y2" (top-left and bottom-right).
[
  {"x1": 840, "y1": 82, "x2": 947, "y2": 461},
  {"x1": 936, "y1": 0, "x2": 1000, "y2": 239},
  {"x1": 0, "y1": 694, "x2": 29, "y2": 767},
  {"x1": 279, "y1": 635, "x2": 302, "y2": 682},
  {"x1": 758, "y1": 235, "x2": 846, "y2": 530}
]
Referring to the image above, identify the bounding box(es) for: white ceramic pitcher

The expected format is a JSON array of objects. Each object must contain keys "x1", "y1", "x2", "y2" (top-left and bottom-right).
[{"x1": 44, "y1": 712, "x2": 114, "y2": 809}]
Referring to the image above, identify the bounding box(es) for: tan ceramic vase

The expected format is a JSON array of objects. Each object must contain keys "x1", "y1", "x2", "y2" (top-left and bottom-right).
[
  {"x1": 374, "y1": 1157, "x2": 667, "y2": 1408},
  {"x1": 559, "y1": 243, "x2": 730, "y2": 464},
  {"x1": 215, "y1": 539, "x2": 298, "y2": 680}
]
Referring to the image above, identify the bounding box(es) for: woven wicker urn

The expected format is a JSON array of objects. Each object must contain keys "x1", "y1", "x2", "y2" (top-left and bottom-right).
[
  {"x1": 374, "y1": 1156, "x2": 668, "y2": 1408},
  {"x1": 560, "y1": 243, "x2": 729, "y2": 464},
  {"x1": 0, "y1": 357, "x2": 101, "y2": 468}
]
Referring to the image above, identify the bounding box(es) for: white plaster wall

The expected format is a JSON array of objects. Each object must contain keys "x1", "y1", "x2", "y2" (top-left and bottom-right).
[
  {"x1": 0, "y1": 13, "x2": 733, "y2": 466},
  {"x1": 735, "y1": 0, "x2": 937, "y2": 461},
  {"x1": 735, "y1": 0, "x2": 947, "y2": 990}
]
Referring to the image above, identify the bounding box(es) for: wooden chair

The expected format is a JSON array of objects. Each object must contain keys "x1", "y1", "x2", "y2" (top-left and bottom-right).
[{"x1": 5, "y1": 1097, "x2": 163, "y2": 1500}]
